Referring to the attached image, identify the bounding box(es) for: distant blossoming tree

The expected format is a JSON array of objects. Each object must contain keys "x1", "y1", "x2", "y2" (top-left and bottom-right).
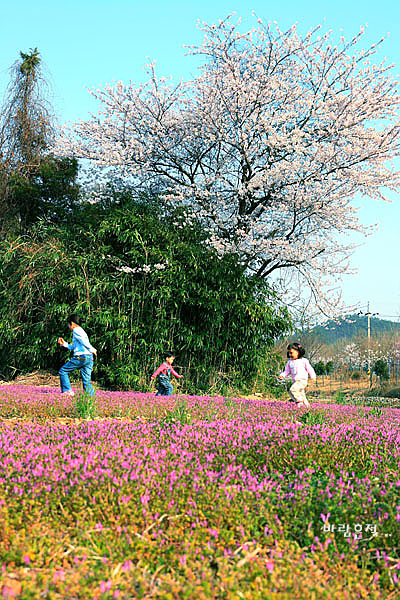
[
  {"x1": 56, "y1": 15, "x2": 400, "y2": 314},
  {"x1": 343, "y1": 342, "x2": 362, "y2": 369},
  {"x1": 341, "y1": 334, "x2": 396, "y2": 370}
]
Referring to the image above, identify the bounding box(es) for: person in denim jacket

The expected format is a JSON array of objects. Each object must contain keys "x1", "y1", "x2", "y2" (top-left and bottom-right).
[
  {"x1": 58, "y1": 314, "x2": 97, "y2": 396},
  {"x1": 152, "y1": 352, "x2": 183, "y2": 396}
]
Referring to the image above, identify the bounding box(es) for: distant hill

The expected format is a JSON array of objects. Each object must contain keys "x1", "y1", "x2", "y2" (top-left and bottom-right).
[{"x1": 310, "y1": 314, "x2": 400, "y2": 345}]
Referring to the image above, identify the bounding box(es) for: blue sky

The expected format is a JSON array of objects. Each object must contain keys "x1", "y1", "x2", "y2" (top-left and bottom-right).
[{"x1": 1, "y1": 0, "x2": 399, "y2": 319}]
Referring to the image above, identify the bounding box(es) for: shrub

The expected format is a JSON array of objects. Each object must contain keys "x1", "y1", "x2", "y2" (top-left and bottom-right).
[
  {"x1": 325, "y1": 361, "x2": 334, "y2": 374},
  {"x1": 374, "y1": 359, "x2": 389, "y2": 381},
  {"x1": 314, "y1": 361, "x2": 326, "y2": 376}
]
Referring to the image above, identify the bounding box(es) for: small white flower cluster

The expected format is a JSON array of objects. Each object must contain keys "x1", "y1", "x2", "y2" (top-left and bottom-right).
[
  {"x1": 116, "y1": 265, "x2": 137, "y2": 274},
  {"x1": 116, "y1": 262, "x2": 167, "y2": 274}
]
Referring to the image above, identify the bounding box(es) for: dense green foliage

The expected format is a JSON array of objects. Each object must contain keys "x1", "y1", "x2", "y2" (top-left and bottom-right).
[
  {"x1": 313, "y1": 360, "x2": 334, "y2": 376},
  {"x1": 6, "y1": 156, "x2": 80, "y2": 228},
  {"x1": 0, "y1": 196, "x2": 290, "y2": 391},
  {"x1": 314, "y1": 361, "x2": 325, "y2": 376},
  {"x1": 374, "y1": 359, "x2": 389, "y2": 381}
]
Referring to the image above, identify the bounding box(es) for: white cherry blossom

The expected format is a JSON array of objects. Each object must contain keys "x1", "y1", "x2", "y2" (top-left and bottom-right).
[{"x1": 55, "y1": 15, "x2": 400, "y2": 316}]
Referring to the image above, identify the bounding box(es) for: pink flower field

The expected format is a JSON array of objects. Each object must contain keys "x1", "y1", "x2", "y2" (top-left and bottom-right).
[{"x1": 0, "y1": 385, "x2": 399, "y2": 598}]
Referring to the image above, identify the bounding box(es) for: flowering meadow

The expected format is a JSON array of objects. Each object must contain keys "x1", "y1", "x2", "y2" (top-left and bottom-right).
[{"x1": 1, "y1": 386, "x2": 399, "y2": 598}]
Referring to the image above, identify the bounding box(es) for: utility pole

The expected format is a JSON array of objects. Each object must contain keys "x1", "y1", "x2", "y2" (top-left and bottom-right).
[
  {"x1": 367, "y1": 302, "x2": 371, "y2": 387},
  {"x1": 358, "y1": 303, "x2": 378, "y2": 388}
]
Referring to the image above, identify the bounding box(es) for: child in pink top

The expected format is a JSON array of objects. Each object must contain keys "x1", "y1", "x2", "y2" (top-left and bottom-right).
[
  {"x1": 279, "y1": 343, "x2": 316, "y2": 407},
  {"x1": 152, "y1": 352, "x2": 183, "y2": 396}
]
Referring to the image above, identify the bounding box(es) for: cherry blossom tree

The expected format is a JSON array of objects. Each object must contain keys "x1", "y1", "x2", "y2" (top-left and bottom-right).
[
  {"x1": 56, "y1": 15, "x2": 400, "y2": 315},
  {"x1": 340, "y1": 333, "x2": 398, "y2": 370},
  {"x1": 342, "y1": 342, "x2": 362, "y2": 369}
]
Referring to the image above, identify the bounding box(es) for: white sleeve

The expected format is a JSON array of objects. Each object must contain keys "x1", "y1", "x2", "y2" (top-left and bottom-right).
[{"x1": 74, "y1": 327, "x2": 96, "y2": 353}]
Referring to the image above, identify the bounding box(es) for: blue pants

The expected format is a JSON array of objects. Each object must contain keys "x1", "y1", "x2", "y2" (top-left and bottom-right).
[
  {"x1": 59, "y1": 355, "x2": 94, "y2": 395},
  {"x1": 156, "y1": 374, "x2": 173, "y2": 396}
]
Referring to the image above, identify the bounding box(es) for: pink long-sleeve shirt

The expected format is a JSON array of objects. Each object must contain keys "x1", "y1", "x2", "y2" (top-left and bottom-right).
[
  {"x1": 280, "y1": 358, "x2": 316, "y2": 382},
  {"x1": 152, "y1": 362, "x2": 183, "y2": 379}
]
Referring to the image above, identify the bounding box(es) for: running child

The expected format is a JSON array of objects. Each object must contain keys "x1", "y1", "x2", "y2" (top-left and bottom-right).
[
  {"x1": 279, "y1": 342, "x2": 316, "y2": 407},
  {"x1": 152, "y1": 352, "x2": 183, "y2": 396},
  {"x1": 58, "y1": 314, "x2": 97, "y2": 396}
]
